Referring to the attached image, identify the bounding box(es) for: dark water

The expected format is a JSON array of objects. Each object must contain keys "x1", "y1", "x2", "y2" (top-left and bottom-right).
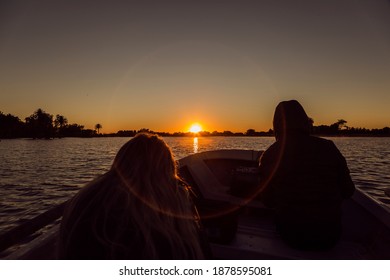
[{"x1": 0, "y1": 137, "x2": 389, "y2": 233}]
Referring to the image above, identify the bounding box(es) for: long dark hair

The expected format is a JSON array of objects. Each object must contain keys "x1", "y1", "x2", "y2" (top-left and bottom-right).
[{"x1": 59, "y1": 133, "x2": 204, "y2": 259}]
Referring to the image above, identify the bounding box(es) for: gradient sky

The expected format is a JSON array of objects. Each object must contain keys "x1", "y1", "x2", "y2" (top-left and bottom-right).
[{"x1": 1, "y1": 0, "x2": 389, "y2": 133}]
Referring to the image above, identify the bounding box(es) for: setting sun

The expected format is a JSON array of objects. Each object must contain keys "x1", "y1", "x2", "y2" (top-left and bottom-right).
[{"x1": 189, "y1": 123, "x2": 202, "y2": 133}]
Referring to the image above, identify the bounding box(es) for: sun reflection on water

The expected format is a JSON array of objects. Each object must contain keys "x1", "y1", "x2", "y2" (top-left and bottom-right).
[{"x1": 193, "y1": 137, "x2": 198, "y2": 154}]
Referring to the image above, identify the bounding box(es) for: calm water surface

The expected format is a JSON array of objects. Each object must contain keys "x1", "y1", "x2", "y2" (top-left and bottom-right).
[{"x1": 0, "y1": 137, "x2": 389, "y2": 232}]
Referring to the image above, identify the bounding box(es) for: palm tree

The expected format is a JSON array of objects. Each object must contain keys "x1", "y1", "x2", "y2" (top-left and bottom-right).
[
  {"x1": 95, "y1": 123, "x2": 102, "y2": 134},
  {"x1": 54, "y1": 114, "x2": 68, "y2": 138},
  {"x1": 336, "y1": 119, "x2": 348, "y2": 130},
  {"x1": 25, "y1": 108, "x2": 54, "y2": 139},
  {"x1": 55, "y1": 115, "x2": 68, "y2": 128}
]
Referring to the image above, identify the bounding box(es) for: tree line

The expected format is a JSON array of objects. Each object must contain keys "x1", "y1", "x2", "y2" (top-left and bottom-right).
[
  {"x1": 0, "y1": 109, "x2": 389, "y2": 139},
  {"x1": 0, "y1": 109, "x2": 102, "y2": 139},
  {"x1": 312, "y1": 119, "x2": 390, "y2": 137},
  {"x1": 113, "y1": 121, "x2": 390, "y2": 138}
]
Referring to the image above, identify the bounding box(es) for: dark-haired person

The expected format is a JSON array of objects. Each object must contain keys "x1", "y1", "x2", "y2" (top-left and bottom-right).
[
  {"x1": 59, "y1": 133, "x2": 205, "y2": 259},
  {"x1": 258, "y1": 100, "x2": 355, "y2": 250}
]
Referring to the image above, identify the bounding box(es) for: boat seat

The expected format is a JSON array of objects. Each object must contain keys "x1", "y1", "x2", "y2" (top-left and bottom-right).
[{"x1": 211, "y1": 211, "x2": 373, "y2": 260}]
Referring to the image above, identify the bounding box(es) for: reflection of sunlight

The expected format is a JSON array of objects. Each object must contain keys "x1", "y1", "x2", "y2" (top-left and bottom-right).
[{"x1": 193, "y1": 137, "x2": 198, "y2": 154}]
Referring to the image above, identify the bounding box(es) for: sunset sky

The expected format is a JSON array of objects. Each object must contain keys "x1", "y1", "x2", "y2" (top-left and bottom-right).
[{"x1": 1, "y1": 0, "x2": 389, "y2": 133}]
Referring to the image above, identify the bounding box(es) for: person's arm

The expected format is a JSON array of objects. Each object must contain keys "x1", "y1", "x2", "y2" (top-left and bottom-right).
[
  {"x1": 339, "y1": 157, "x2": 355, "y2": 198},
  {"x1": 332, "y1": 143, "x2": 355, "y2": 198}
]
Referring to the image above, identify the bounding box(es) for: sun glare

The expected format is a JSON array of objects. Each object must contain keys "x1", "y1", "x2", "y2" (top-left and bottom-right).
[{"x1": 189, "y1": 123, "x2": 202, "y2": 133}]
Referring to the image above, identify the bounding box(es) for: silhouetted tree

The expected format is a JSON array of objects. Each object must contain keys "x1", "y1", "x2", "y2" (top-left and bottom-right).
[
  {"x1": 246, "y1": 129, "x2": 256, "y2": 136},
  {"x1": 327, "y1": 119, "x2": 348, "y2": 134},
  {"x1": 336, "y1": 119, "x2": 347, "y2": 130},
  {"x1": 25, "y1": 109, "x2": 54, "y2": 139},
  {"x1": 54, "y1": 114, "x2": 68, "y2": 138},
  {"x1": 0, "y1": 112, "x2": 25, "y2": 138},
  {"x1": 199, "y1": 131, "x2": 211, "y2": 136},
  {"x1": 223, "y1": 130, "x2": 234, "y2": 136},
  {"x1": 138, "y1": 128, "x2": 156, "y2": 134},
  {"x1": 62, "y1": 124, "x2": 84, "y2": 137},
  {"x1": 95, "y1": 123, "x2": 102, "y2": 134},
  {"x1": 116, "y1": 130, "x2": 137, "y2": 137},
  {"x1": 82, "y1": 129, "x2": 96, "y2": 137}
]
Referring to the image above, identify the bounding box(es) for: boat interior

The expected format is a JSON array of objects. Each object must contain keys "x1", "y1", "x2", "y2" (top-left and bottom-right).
[{"x1": 1, "y1": 149, "x2": 390, "y2": 260}]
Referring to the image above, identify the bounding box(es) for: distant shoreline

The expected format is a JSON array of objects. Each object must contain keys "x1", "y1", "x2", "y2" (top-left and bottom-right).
[
  {"x1": 1, "y1": 133, "x2": 390, "y2": 140},
  {"x1": 1, "y1": 109, "x2": 389, "y2": 139}
]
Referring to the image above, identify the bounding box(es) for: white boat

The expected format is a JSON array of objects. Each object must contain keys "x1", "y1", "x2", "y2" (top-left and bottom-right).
[
  {"x1": 179, "y1": 149, "x2": 390, "y2": 259},
  {"x1": 2, "y1": 149, "x2": 390, "y2": 259}
]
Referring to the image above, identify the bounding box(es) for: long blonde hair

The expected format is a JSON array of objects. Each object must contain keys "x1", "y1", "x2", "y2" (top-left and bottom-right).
[{"x1": 60, "y1": 133, "x2": 204, "y2": 259}]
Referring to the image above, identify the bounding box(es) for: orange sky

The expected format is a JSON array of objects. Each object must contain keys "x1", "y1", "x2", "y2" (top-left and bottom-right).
[{"x1": 1, "y1": 0, "x2": 389, "y2": 133}]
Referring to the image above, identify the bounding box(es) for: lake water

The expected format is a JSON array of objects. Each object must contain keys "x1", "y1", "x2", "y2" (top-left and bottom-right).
[{"x1": 0, "y1": 137, "x2": 389, "y2": 233}]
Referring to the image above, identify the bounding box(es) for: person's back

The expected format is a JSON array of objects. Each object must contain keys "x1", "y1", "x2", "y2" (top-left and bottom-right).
[{"x1": 259, "y1": 100, "x2": 355, "y2": 250}]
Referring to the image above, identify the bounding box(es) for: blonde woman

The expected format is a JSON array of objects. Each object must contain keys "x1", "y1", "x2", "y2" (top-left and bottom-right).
[{"x1": 59, "y1": 133, "x2": 206, "y2": 259}]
